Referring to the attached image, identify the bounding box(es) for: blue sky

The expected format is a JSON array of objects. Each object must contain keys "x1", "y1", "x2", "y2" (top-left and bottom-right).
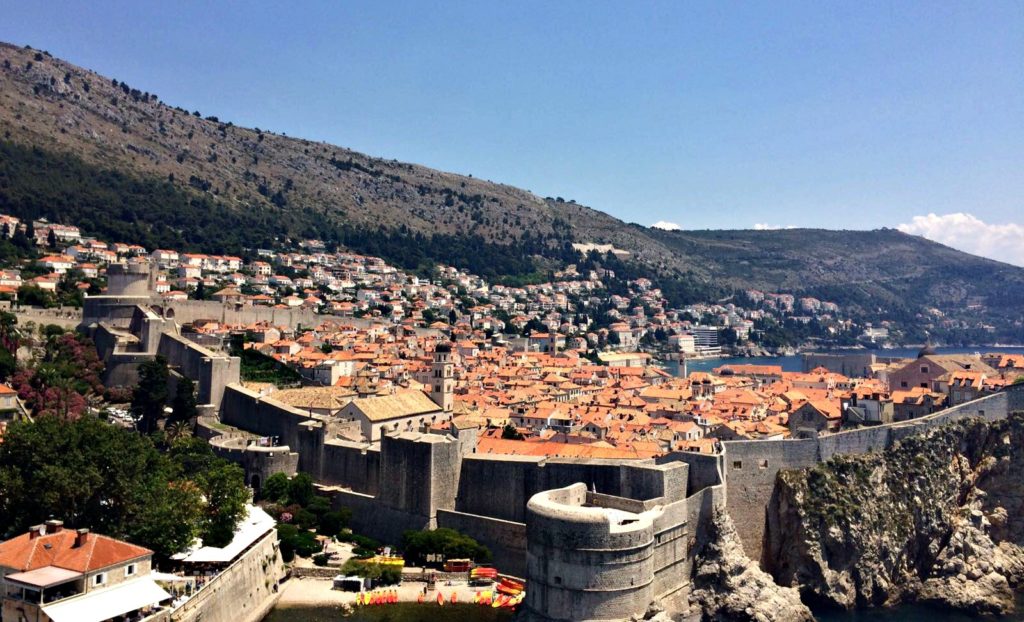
[{"x1": 2, "y1": 2, "x2": 1023, "y2": 262}]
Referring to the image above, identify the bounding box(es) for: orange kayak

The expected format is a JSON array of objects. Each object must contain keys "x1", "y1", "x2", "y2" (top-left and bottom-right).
[{"x1": 437, "y1": 592, "x2": 445, "y2": 606}]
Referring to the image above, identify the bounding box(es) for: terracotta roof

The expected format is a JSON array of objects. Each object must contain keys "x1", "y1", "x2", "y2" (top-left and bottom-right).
[
  {"x1": 346, "y1": 390, "x2": 440, "y2": 422},
  {"x1": 0, "y1": 527, "x2": 151, "y2": 573}
]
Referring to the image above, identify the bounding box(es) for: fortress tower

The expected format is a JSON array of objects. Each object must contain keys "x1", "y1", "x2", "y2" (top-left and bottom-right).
[{"x1": 523, "y1": 483, "x2": 658, "y2": 622}]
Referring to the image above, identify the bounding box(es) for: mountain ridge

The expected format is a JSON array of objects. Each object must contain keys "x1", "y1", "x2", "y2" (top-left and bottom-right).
[{"x1": 0, "y1": 41, "x2": 1021, "y2": 339}]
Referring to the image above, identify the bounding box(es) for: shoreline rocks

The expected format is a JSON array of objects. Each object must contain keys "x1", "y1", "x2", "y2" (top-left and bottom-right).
[{"x1": 689, "y1": 511, "x2": 814, "y2": 622}]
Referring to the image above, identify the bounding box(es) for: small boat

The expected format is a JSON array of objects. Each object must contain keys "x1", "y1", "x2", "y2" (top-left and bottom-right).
[
  {"x1": 496, "y1": 583, "x2": 522, "y2": 596},
  {"x1": 437, "y1": 591, "x2": 445, "y2": 606},
  {"x1": 492, "y1": 594, "x2": 509, "y2": 608},
  {"x1": 356, "y1": 592, "x2": 365, "y2": 606},
  {"x1": 418, "y1": 593, "x2": 425, "y2": 604},
  {"x1": 451, "y1": 591, "x2": 458, "y2": 604}
]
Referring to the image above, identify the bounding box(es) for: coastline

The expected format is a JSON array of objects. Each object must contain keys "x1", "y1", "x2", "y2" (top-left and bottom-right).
[{"x1": 274, "y1": 576, "x2": 499, "y2": 609}]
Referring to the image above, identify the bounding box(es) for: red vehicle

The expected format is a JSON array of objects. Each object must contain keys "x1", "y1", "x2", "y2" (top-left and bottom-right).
[{"x1": 443, "y1": 558, "x2": 472, "y2": 573}]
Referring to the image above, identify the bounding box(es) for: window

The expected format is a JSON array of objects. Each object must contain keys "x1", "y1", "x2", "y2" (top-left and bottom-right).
[
  {"x1": 920, "y1": 366, "x2": 929, "y2": 373},
  {"x1": 759, "y1": 459, "x2": 769, "y2": 469},
  {"x1": 920, "y1": 383, "x2": 928, "y2": 388},
  {"x1": 732, "y1": 460, "x2": 742, "y2": 470},
  {"x1": 93, "y1": 573, "x2": 107, "y2": 586},
  {"x1": 900, "y1": 381, "x2": 908, "y2": 388},
  {"x1": 125, "y1": 563, "x2": 137, "y2": 577},
  {"x1": 554, "y1": 576, "x2": 562, "y2": 585}
]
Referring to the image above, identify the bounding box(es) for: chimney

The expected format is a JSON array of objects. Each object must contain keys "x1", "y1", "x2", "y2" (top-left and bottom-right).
[
  {"x1": 28, "y1": 524, "x2": 45, "y2": 539},
  {"x1": 45, "y1": 519, "x2": 63, "y2": 533},
  {"x1": 75, "y1": 528, "x2": 90, "y2": 548}
]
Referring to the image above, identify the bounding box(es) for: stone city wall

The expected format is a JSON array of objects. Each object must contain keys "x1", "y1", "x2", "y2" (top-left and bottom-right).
[
  {"x1": 454, "y1": 455, "x2": 663, "y2": 523},
  {"x1": 162, "y1": 299, "x2": 378, "y2": 331},
  {"x1": 157, "y1": 333, "x2": 239, "y2": 408},
  {"x1": 724, "y1": 390, "x2": 1014, "y2": 562},
  {"x1": 171, "y1": 528, "x2": 285, "y2": 622},
  {"x1": 523, "y1": 483, "x2": 658, "y2": 622},
  {"x1": 436, "y1": 509, "x2": 529, "y2": 578}
]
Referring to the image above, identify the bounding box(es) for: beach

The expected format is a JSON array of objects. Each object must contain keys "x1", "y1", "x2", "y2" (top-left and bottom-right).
[{"x1": 275, "y1": 576, "x2": 503, "y2": 609}]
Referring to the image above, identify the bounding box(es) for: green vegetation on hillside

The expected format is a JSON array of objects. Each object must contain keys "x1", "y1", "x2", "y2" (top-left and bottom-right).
[{"x1": 0, "y1": 140, "x2": 572, "y2": 280}]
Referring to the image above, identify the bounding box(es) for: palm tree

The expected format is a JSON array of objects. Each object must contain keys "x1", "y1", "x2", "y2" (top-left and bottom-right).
[{"x1": 165, "y1": 419, "x2": 192, "y2": 444}]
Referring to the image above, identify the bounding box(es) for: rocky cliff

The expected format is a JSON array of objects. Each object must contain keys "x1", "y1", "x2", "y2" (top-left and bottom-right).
[
  {"x1": 765, "y1": 413, "x2": 1024, "y2": 615},
  {"x1": 689, "y1": 511, "x2": 814, "y2": 622}
]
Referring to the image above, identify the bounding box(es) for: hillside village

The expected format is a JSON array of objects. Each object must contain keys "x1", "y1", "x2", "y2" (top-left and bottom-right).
[{"x1": 0, "y1": 211, "x2": 1021, "y2": 458}]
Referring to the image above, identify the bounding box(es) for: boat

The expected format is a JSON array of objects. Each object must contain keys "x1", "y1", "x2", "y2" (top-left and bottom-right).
[
  {"x1": 451, "y1": 591, "x2": 458, "y2": 604},
  {"x1": 496, "y1": 578, "x2": 524, "y2": 596},
  {"x1": 418, "y1": 593, "x2": 425, "y2": 604},
  {"x1": 437, "y1": 591, "x2": 445, "y2": 606},
  {"x1": 492, "y1": 594, "x2": 509, "y2": 608}
]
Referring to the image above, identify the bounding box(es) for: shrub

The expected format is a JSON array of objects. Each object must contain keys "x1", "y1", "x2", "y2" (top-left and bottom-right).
[{"x1": 318, "y1": 510, "x2": 350, "y2": 537}]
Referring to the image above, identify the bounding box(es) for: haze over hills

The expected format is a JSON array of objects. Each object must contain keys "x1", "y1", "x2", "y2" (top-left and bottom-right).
[{"x1": 0, "y1": 42, "x2": 1021, "y2": 340}]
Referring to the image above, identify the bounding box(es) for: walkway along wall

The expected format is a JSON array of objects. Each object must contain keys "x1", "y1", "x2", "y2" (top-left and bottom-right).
[{"x1": 171, "y1": 528, "x2": 286, "y2": 622}]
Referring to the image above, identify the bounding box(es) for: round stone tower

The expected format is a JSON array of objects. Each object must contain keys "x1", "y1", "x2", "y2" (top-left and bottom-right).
[
  {"x1": 105, "y1": 261, "x2": 154, "y2": 296},
  {"x1": 524, "y1": 483, "x2": 656, "y2": 622}
]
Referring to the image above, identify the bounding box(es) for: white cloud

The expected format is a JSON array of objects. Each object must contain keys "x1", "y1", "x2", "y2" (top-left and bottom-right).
[
  {"x1": 897, "y1": 212, "x2": 1024, "y2": 267},
  {"x1": 753, "y1": 223, "x2": 796, "y2": 230},
  {"x1": 651, "y1": 221, "x2": 681, "y2": 231}
]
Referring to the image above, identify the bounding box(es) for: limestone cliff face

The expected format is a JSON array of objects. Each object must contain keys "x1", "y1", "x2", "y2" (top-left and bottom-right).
[
  {"x1": 689, "y1": 511, "x2": 814, "y2": 622},
  {"x1": 765, "y1": 413, "x2": 1024, "y2": 615}
]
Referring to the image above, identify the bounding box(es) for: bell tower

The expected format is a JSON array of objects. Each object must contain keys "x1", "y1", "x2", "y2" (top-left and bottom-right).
[{"x1": 429, "y1": 343, "x2": 454, "y2": 413}]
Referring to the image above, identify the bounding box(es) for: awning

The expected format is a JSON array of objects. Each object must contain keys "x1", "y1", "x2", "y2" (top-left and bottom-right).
[
  {"x1": 172, "y1": 505, "x2": 275, "y2": 564},
  {"x1": 42, "y1": 577, "x2": 170, "y2": 622},
  {"x1": 6, "y1": 566, "x2": 82, "y2": 588}
]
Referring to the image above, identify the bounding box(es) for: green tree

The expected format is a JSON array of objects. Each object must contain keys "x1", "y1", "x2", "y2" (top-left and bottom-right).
[
  {"x1": 288, "y1": 472, "x2": 315, "y2": 507},
  {"x1": 501, "y1": 423, "x2": 524, "y2": 440},
  {"x1": 193, "y1": 280, "x2": 207, "y2": 301},
  {"x1": 195, "y1": 461, "x2": 249, "y2": 547},
  {"x1": 261, "y1": 472, "x2": 291, "y2": 504},
  {"x1": 170, "y1": 376, "x2": 198, "y2": 424},
  {"x1": 46, "y1": 228, "x2": 57, "y2": 249},
  {"x1": 132, "y1": 356, "x2": 169, "y2": 433},
  {"x1": 0, "y1": 416, "x2": 206, "y2": 558},
  {"x1": 401, "y1": 528, "x2": 491, "y2": 566}
]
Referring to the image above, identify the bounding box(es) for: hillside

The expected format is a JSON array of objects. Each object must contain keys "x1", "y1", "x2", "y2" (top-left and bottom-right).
[{"x1": 0, "y1": 42, "x2": 1021, "y2": 337}]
